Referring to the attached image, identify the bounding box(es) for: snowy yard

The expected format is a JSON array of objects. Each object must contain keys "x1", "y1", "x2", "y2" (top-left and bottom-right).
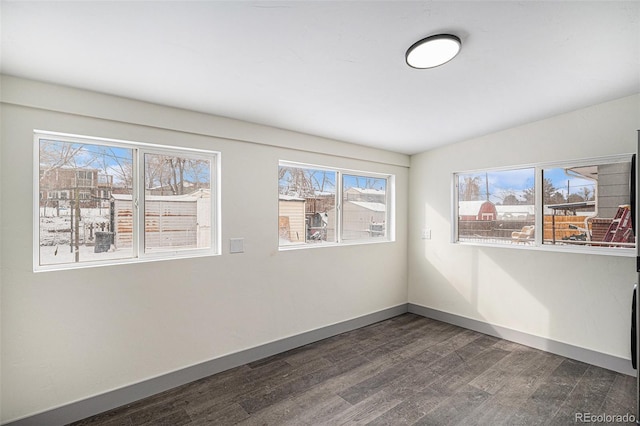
[
  {"x1": 39, "y1": 244, "x2": 132, "y2": 265},
  {"x1": 39, "y1": 207, "x2": 127, "y2": 265}
]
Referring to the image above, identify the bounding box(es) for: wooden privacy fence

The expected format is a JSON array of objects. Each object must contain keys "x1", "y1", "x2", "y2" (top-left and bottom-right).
[
  {"x1": 459, "y1": 215, "x2": 617, "y2": 243},
  {"x1": 111, "y1": 192, "x2": 210, "y2": 249},
  {"x1": 542, "y1": 215, "x2": 590, "y2": 241},
  {"x1": 458, "y1": 220, "x2": 534, "y2": 239}
]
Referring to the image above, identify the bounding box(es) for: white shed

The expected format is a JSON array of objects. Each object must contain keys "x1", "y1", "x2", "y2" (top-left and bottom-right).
[
  {"x1": 279, "y1": 195, "x2": 306, "y2": 243},
  {"x1": 327, "y1": 200, "x2": 386, "y2": 240},
  {"x1": 111, "y1": 190, "x2": 210, "y2": 250}
]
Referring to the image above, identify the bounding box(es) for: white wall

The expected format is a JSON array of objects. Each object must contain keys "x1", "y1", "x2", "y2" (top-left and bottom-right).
[
  {"x1": 409, "y1": 94, "x2": 640, "y2": 364},
  {"x1": 0, "y1": 76, "x2": 409, "y2": 423}
]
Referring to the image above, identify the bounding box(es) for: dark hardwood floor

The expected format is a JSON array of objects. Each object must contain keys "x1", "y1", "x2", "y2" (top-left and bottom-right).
[{"x1": 70, "y1": 314, "x2": 637, "y2": 425}]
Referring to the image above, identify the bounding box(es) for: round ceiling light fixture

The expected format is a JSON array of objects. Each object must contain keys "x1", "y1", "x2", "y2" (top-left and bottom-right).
[{"x1": 406, "y1": 34, "x2": 461, "y2": 69}]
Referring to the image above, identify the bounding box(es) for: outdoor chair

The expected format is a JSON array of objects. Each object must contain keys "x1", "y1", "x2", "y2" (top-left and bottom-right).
[{"x1": 512, "y1": 225, "x2": 535, "y2": 242}]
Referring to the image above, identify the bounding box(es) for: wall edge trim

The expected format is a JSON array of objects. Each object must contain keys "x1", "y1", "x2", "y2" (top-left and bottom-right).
[{"x1": 408, "y1": 302, "x2": 636, "y2": 377}]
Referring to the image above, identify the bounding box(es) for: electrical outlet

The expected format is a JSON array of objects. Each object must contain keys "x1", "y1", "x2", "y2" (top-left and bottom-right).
[
  {"x1": 230, "y1": 238, "x2": 244, "y2": 253},
  {"x1": 421, "y1": 229, "x2": 431, "y2": 239}
]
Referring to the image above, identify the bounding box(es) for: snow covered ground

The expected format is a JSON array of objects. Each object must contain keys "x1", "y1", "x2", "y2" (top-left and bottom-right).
[
  {"x1": 39, "y1": 207, "x2": 127, "y2": 266},
  {"x1": 39, "y1": 244, "x2": 132, "y2": 266},
  {"x1": 39, "y1": 208, "x2": 111, "y2": 246}
]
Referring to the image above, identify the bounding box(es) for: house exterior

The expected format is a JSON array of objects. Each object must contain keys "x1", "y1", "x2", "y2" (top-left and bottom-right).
[
  {"x1": 39, "y1": 166, "x2": 113, "y2": 208},
  {"x1": 344, "y1": 187, "x2": 385, "y2": 203},
  {"x1": 458, "y1": 200, "x2": 498, "y2": 221},
  {"x1": 341, "y1": 201, "x2": 386, "y2": 239},
  {"x1": 146, "y1": 181, "x2": 209, "y2": 196},
  {"x1": 575, "y1": 162, "x2": 630, "y2": 219}
]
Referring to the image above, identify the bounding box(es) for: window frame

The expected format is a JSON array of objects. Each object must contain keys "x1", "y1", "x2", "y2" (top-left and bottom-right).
[
  {"x1": 34, "y1": 130, "x2": 221, "y2": 272},
  {"x1": 452, "y1": 154, "x2": 635, "y2": 257},
  {"x1": 278, "y1": 160, "x2": 395, "y2": 250}
]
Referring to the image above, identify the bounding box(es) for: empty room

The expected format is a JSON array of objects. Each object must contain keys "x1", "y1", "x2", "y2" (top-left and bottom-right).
[{"x1": 1, "y1": 1, "x2": 639, "y2": 425}]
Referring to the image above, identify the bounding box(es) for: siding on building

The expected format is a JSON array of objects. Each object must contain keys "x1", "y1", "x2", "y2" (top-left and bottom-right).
[
  {"x1": 597, "y1": 162, "x2": 631, "y2": 218},
  {"x1": 279, "y1": 196, "x2": 306, "y2": 243},
  {"x1": 144, "y1": 200, "x2": 197, "y2": 249},
  {"x1": 111, "y1": 191, "x2": 210, "y2": 249}
]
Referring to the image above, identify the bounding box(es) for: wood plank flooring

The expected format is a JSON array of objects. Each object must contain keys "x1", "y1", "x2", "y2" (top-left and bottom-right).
[{"x1": 69, "y1": 314, "x2": 637, "y2": 425}]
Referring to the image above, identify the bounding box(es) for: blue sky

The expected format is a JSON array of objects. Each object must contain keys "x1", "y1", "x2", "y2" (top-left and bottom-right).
[
  {"x1": 279, "y1": 167, "x2": 386, "y2": 194},
  {"x1": 41, "y1": 139, "x2": 212, "y2": 187},
  {"x1": 460, "y1": 168, "x2": 534, "y2": 203},
  {"x1": 543, "y1": 168, "x2": 595, "y2": 197},
  {"x1": 343, "y1": 174, "x2": 386, "y2": 191},
  {"x1": 459, "y1": 167, "x2": 596, "y2": 203}
]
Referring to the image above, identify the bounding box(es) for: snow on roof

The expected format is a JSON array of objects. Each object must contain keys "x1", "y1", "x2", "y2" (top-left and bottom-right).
[
  {"x1": 460, "y1": 201, "x2": 534, "y2": 217},
  {"x1": 349, "y1": 201, "x2": 386, "y2": 212},
  {"x1": 495, "y1": 205, "x2": 535, "y2": 215},
  {"x1": 147, "y1": 181, "x2": 200, "y2": 190},
  {"x1": 458, "y1": 200, "x2": 489, "y2": 215},
  {"x1": 279, "y1": 194, "x2": 305, "y2": 201},
  {"x1": 112, "y1": 189, "x2": 209, "y2": 202},
  {"x1": 347, "y1": 187, "x2": 385, "y2": 195}
]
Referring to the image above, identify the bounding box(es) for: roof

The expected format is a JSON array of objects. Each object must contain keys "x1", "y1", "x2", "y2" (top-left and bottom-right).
[
  {"x1": 279, "y1": 194, "x2": 305, "y2": 202},
  {"x1": 348, "y1": 201, "x2": 386, "y2": 212},
  {"x1": 346, "y1": 188, "x2": 386, "y2": 195},
  {"x1": 545, "y1": 201, "x2": 596, "y2": 211},
  {"x1": 495, "y1": 205, "x2": 535, "y2": 215},
  {"x1": 112, "y1": 190, "x2": 209, "y2": 202},
  {"x1": 458, "y1": 200, "x2": 494, "y2": 216}
]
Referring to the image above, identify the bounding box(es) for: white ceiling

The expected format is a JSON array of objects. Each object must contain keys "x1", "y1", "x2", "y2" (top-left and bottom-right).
[{"x1": 1, "y1": 1, "x2": 639, "y2": 155}]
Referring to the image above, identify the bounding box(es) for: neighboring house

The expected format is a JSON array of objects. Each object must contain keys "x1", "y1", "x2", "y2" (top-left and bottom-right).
[
  {"x1": 568, "y1": 163, "x2": 630, "y2": 219},
  {"x1": 39, "y1": 166, "x2": 113, "y2": 208},
  {"x1": 344, "y1": 187, "x2": 386, "y2": 203},
  {"x1": 341, "y1": 201, "x2": 386, "y2": 239},
  {"x1": 458, "y1": 200, "x2": 498, "y2": 221},
  {"x1": 146, "y1": 180, "x2": 208, "y2": 196},
  {"x1": 325, "y1": 200, "x2": 386, "y2": 240}
]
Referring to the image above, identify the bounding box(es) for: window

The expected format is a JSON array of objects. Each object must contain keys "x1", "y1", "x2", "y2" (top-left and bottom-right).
[
  {"x1": 453, "y1": 155, "x2": 635, "y2": 255},
  {"x1": 278, "y1": 161, "x2": 393, "y2": 248},
  {"x1": 456, "y1": 168, "x2": 535, "y2": 244},
  {"x1": 542, "y1": 157, "x2": 633, "y2": 249},
  {"x1": 35, "y1": 131, "x2": 219, "y2": 271},
  {"x1": 342, "y1": 174, "x2": 388, "y2": 241}
]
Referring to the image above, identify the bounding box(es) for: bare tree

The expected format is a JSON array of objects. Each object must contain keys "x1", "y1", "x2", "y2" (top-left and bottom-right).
[
  {"x1": 144, "y1": 155, "x2": 210, "y2": 195},
  {"x1": 460, "y1": 176, "x2": 481, "y2": 201},
  {"x1": 279, "y1": 167, "x2": 334, "y2": 197}
]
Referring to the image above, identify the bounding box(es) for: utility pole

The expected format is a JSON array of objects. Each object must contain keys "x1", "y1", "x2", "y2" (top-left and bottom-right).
[
  {"x1": 485, "y1": 172, "x2": 490, "y2": 201},
  {"x1": 74, "y1": 187, "x2": 80, "y2": 262},
  {"x1": 70, "y1": 199, "x2": 74, "y2": 254}
]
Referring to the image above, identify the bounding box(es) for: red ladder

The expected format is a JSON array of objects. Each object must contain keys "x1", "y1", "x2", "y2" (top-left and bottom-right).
[{"x1": 603, "y1": 205, "x2": 633, "y2": 244}]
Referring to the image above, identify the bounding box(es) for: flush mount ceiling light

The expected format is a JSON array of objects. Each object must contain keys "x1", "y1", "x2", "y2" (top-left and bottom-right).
[{"x1": 406, "y1": 34, "x2": 461, "y2": 69}]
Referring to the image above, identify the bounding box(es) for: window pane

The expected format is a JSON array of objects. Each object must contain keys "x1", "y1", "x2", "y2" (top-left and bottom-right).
[
  {"x1": 38, "y1": 139, "x2": 133, "y2": 266},
  {"x1": 457, "y1": 168, "x2": 535, "y2": 244},
  {"x1": 278, "y1": 165, "x2": 336, "y2": 245},
  {"x1": 143, "y1": 153, "x2": 212, "y2": 252},
  {"x1": 342, "y1": 174, "x2": 387, "y2": 240},
  {"x1": 542, "y1": 160, "x2": 634, "y2": 249}
]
